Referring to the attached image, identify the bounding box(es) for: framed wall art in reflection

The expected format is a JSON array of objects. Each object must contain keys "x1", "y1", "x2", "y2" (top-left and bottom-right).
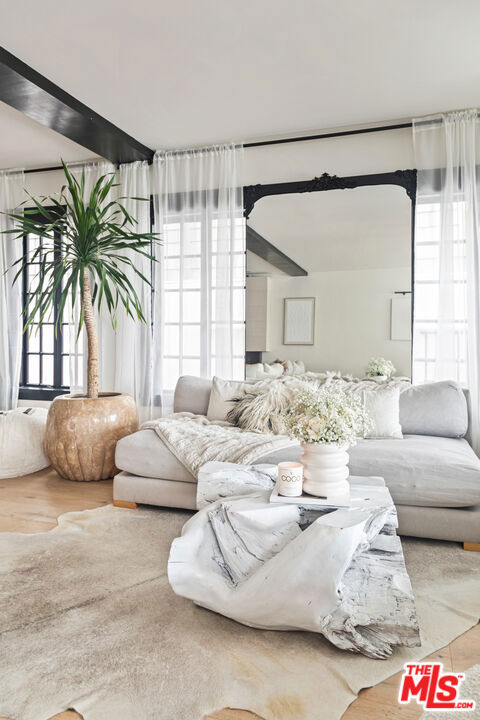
[{"x1": 283, "y1": 297, "x2": 315, "y2": 345}]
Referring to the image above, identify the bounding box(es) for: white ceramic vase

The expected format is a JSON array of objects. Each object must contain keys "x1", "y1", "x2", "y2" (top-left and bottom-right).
[{"x1": 301, "y1": 442, "x2": 350, "y2": 499}]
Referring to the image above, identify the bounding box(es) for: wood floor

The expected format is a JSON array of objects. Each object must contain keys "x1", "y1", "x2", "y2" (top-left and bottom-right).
[{"x1": 0, "y1": 467, "x2": 478, "y2": 720}]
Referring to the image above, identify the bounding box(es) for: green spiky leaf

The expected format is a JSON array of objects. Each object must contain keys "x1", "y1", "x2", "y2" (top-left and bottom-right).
[{"x1": 2, "y1": 160, "x2": 161, "y2": 344}]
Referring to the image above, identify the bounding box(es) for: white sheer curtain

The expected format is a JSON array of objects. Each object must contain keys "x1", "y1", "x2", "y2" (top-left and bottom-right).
[
  {"x1": 152, "y1": 144, "x2": 245, "y2": 413},
  {"x1": 0, "y1": 170, "x2": 25, "y2": 409},
  {"x1": 413, "y1": 109, "x2": 480, "y2": 452},
  {"x1": 115, "y1": 161, "x2": 153, "y2": 421}
]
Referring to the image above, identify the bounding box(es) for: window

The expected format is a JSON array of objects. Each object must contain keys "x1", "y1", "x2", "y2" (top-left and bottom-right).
[
  {"x1": 161, "y1": 215, "x2": 245, "y2": 391},
  {"x1": 19, "y1": 213, "x2": 71, "y2": 400},
  {"x1": 413, "y1": 201, "x2": 467, "y2": 386}
]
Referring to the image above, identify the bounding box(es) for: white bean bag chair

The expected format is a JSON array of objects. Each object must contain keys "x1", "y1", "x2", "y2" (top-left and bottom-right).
[{"x1": 0, "y1": 407, "x2": 49, "y2": 479}]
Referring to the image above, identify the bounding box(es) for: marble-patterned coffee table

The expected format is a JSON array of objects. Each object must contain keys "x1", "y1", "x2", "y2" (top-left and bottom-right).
[{"x1": 168, "y1": 462, "x2": 420, "y2": 659}]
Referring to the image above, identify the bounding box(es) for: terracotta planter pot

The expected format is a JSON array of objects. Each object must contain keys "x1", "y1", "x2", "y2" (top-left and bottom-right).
[{"x1": 44, "y1": 393, "x2": 138, "y2": 482}]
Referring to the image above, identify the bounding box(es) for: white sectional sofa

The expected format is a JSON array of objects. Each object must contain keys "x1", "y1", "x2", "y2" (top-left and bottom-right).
[{"x1": 114, "y1": 376, "x2": 480, "y2": 546}]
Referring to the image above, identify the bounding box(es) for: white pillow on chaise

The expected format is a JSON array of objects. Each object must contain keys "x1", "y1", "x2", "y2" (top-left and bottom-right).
[
  {"x1": 245, "y1": 362, "x2": 284, "y2": 380},
  {"x1": 245, "y1": 363, "x2": 264, "y2": 380},
  {"x1": 281, "y1": 360, "x2": 306, "y2": 376},
  {"x1": 262, "y1": 362, "x2": 284, "y2": 378},
  {"x1": 361, "y1": 386, "x2": 403, "y2": 440}
]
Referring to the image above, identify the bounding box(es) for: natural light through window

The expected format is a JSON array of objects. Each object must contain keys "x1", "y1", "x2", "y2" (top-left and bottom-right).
[
  {"x1": 22, "y1": 229, "x2": 74, "y2": 393},
  {"x1": 161, "y1": 216, "x2": 245, "y2": 391},
  {"x1": 413, "y1": 201, "x2": 467, "y2": 386}
]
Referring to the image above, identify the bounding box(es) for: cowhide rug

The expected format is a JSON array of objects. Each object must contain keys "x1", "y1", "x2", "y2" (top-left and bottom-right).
[{"x1": 0, "y1": 505, "x2": 479, "y2": 720}]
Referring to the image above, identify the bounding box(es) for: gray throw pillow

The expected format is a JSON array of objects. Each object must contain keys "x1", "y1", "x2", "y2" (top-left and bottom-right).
[{"x1": 399, "y1": 381, "x2": 468, "y2": 438}]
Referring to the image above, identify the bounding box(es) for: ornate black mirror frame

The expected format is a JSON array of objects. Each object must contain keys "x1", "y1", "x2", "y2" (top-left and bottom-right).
[
  {"x1": 243, "y1": 169, "x2": 417, "y2": 219},
  {"x1": 242, "y1": 168, "x2": 418, "y2": 368}
]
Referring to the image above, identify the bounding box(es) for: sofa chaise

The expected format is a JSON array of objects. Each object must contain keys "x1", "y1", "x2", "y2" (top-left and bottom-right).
[{"x1": 114, "y1": 376, "x2": 480, "y2": 549}]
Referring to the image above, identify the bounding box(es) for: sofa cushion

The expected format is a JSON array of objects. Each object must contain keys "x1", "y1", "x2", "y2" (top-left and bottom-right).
[
  {"x1": 116, "y1": 425, "x2": 480, "y2": 510},
  {"x1": 256, "y1": 444, "x2": 302, "y2": 465},
  {"x1": 115, "y1": 429, "x2": 195, "y2": 482},
  {"x1": 174, "y1": 376, "x2": 212, "y2": 415},
  {"x1": 349, "y1": 434, "x2": 480, "y2": 507},
  {"x1": 399, "y1": 381, "x2": 468, "y2": 438},
  {"x1": 116, "y1": 426, "x2": 303, "y2": 482}
]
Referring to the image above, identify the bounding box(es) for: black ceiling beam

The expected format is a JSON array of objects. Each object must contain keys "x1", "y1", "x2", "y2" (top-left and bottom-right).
[
  {"x1": 0, "y1": 47, "x2": 154, "y2": 164},
  {"x1": 247, "y1": 225, "x2": 307, "y2": 276}
]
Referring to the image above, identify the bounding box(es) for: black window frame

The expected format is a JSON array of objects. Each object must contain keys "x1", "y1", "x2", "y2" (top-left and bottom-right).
[{"x1": 19, "y1": 209, "x2": 70, "y2": 401}]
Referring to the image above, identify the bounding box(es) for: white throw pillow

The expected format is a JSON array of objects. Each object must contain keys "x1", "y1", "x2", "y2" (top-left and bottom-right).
[
  {"x1": 282, "y1": 359, "x2": 306, "y2": 376},
  {"x1": 262, "y1": 362, "x2": 284, "y2": 378},
  {"x1": 245, "y1": 363, "x2": 284, "y2": 380},
  {"x1": 207, "y1": 377, "x2": 258, "y2": 422},
  {"x1": 245, "y1": 363, "x2": 264, "y2": 380},
  {"x1": 361, "y1": 386, "x2": 403, "y2": 439},
  {"x1": 292, "y1": 360, "x2": 306, "y2": 375}
]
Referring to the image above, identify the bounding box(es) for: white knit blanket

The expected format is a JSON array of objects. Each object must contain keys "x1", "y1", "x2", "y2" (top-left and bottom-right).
[{"x1": 142, "y1": 413, "x2": 298, "y2": 479}]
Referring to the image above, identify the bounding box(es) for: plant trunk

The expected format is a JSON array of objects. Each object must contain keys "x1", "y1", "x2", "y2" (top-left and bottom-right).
[{"x1": 83, "y1": 268, "x2": 98, "y2": 399}]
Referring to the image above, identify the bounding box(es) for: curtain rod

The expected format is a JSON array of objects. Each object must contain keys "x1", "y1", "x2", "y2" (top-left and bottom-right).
[
  {"x1": 24, "y1": 165, "x2": 64, "y2": 174},
  {"x1": 243, "y1": 122, "x2": 413, "y2": 148},
  {"x1": 22, "y1": 121, "x2": 414, "y2": 175}
]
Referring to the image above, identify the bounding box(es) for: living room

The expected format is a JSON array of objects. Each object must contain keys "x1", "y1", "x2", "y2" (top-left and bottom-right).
[{"x1": 0, "y1": 2, "x2": 479, "y2": 719}]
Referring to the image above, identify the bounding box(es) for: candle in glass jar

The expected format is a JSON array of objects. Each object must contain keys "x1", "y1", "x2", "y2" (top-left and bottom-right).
[{"x1": 277, "y1": 461, "x2": 304, "y2": 497}]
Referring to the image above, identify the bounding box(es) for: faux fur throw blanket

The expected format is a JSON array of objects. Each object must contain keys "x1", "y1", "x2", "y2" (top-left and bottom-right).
[{"x1": 142, "y1": 413, "x2": 298, "y2": 479}]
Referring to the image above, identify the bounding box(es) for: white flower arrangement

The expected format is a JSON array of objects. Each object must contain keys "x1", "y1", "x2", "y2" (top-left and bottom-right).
[
  {"x1": 365, "y1": 357, "x2": 396, "y2": 378},
  {"x1": 283, "y1": 386, "x2": 372, "y2": 446}
]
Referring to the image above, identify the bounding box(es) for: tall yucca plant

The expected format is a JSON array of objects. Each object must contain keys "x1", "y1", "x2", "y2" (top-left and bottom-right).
[{"x1": 4, "y1": 161, "x2": 160, "y2": 399}]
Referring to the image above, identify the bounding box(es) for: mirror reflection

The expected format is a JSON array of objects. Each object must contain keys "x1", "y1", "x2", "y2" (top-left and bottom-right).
[{"x1": 246, "y1": 184, "x2": 412, "y2": 380}]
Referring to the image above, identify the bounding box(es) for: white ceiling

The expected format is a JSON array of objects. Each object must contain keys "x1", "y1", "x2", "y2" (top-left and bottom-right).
[
  {"x1": 1, "y1": 0, "x2": 480, "y2": 156},
  {"x1": 0, "y1": 102, "x2": 98, "y2": 170},
  {"x1": 247, "y1": 185, "x2": 411, "y2": 273}
]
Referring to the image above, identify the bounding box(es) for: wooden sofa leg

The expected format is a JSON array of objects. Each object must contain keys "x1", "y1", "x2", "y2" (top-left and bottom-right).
[
  {"x1": 113, "y1": 500, "x2": 138, "y2": 509},
  {"x1": 463, "y1": 542, "x2": 480, "y2": 552}
]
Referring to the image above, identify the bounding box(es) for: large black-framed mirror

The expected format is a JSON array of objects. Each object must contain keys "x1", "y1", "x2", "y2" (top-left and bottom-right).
[{"x1": 243, "y1": 170, "x2": 417, "y2": 379}]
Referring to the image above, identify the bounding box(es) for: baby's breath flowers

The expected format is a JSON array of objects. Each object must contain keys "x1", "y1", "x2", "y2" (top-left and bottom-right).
[
  {"x1": 283, "y1": 386, "x2": 372, "y2": 446},
  {"x1": 365, "y1": 357, "x2": 396, "y2": 378}
]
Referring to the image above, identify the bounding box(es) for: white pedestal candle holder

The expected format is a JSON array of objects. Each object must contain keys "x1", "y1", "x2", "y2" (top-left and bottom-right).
[{"x1": 301, "y1": 442, "x2": 350, "y2": 499}]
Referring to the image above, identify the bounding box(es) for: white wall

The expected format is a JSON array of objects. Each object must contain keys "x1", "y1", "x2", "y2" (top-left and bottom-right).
[
  {"x1": 21, "y1": 127, "x2": 414, "y2": 204},
  {"x1": 24, "y1": 168, "x2": 67, "y2": 198},
  {"x1": 243, "y1": 127, "x2": 414, "y2": 184},
  {"x1": 263, "y1": 267, "x2": 412, "y2": 378},
  {"x1": 18, "y1": 398, "x2": 51, "y2": 409},
  {"x1": 22, "y1": 126, "x2": 415, "y2": 194}
]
